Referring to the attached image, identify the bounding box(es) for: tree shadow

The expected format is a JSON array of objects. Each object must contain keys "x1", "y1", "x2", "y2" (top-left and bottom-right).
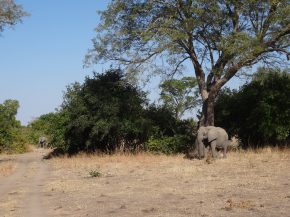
[{"x1": 43, "y1": 148, "x2": 65, "y2": 160}]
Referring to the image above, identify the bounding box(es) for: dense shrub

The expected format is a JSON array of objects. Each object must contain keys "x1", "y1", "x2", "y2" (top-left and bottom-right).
[
  {"x1": 58, "y1": 69, "x2": 150, "y2": 153},
  {"x1": 144, "y1": 106, "x2": 196, "y2": 154},
  {"x1": 30, "y1": 69, "x2": 197, "y2": 155},
  {"x1": 0, "y1": 99, "x2": 28, "y2": 153},
  {"x1": 28, "y1": 111, "x2": 68, "y2": 149},
  {"x1": 215, "y1": 68, "x2": 290, "y2": 148},
  {"x1": 146, "y1": 135, "x2": 190, "y2": 154}
]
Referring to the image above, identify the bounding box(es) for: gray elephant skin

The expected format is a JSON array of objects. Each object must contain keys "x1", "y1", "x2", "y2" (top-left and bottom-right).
[
  {"x1": 38, "y1": 136, "x2": 47, "y2": 148},
  {"x1": 195, "y1": 126, "x2": 229, "y2": 159}
]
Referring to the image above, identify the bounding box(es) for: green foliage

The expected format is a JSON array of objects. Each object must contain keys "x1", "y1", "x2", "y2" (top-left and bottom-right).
[
  {"x1": 215, "y1": 68, "x2": 290, "y2": 147},
  {"x1": 160, "y1": 77, "x2": 199, "y2": 120},
  {"x1": 57, "y1": 69, "x2": 150, "y2": 153},
  {"x1": 146, "y1": 135, "x2": 190, "y2": 155},
  {"x1": 8, "y1": 130, "x2": 27, "y2": 154},
  {"x1": 28, "y1": 111, "x2": 69, "y2": 149},
  {"x1": 0, "y1": 99, "x2": 19, "y2": 149},
  {"x1": 87, "y1": 0, "x2": 289, "y2": 126},
  {"x1": 34, "y1": 69, "x2": 197, "y2": 155},
  {"x1": 144, "y1": 105, "x2": 177, "y2": 137},
  {"x1": 28, "y1": 115, "x2": 49, "y2": 144},
  {"x1": 143, "y1": 105, "x2": 196, "y2": 154},
  {"x1": 0, "y1": 0, "x2": 28, "y2": 33},
  {"x1": 0, "y1": 99, "x2": 27, "y2": 153},
  {"x1": 89, "y1": 169, "x2": 102, "y2": 178}
]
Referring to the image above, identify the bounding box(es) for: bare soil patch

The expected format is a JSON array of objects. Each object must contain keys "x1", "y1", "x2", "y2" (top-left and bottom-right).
[
  {"x1": 0, "y1": 149, "x2": 52, "y2": 217},
  {"x1": 1, "y1": 148, "x2": 290, "y2": 216},
  {"x1": 0, "y1": 159, "x2": 16, "y2": 177},
  {"x1": 44, "y1": 148, "x2": 290, "y2": 217}
]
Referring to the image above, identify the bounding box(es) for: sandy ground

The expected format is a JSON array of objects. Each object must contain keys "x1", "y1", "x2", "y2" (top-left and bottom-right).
[
  {"x1": 0, "y1": 149, "x2": 52, "y2": 217},
  {"x1": 0, "y1": 148, "x2": 290, "y2": 217}
]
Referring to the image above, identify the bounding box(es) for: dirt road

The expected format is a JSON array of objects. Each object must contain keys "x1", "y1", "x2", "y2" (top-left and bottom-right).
[
  {"x1": 1, "y1": 148, "x2": 290, "y2": 217},
  {"x1": 0, "y1": 149, "x2": 52, "y2": 217}
]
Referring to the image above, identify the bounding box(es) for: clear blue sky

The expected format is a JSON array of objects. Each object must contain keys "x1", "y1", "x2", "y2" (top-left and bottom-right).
[
  {"x1": 0, "y1": 0, "x2": 246, "y2": 126},
  {"x1": 0, "y1": 0, "x2": 110, "y2": 125}
]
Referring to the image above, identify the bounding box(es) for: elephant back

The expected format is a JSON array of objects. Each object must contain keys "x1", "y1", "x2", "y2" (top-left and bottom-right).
[{"x1": 207, "y1": 127, "x2": 228, "y2": 142}]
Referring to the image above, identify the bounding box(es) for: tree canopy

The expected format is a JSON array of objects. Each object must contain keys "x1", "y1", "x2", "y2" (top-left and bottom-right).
[
  {"x1": 86, "y1": 0, "x2": 290, "y2": 126},
  {"x1": 28, "y1": 69, "x2": 196, "y2": 154},
  {"x1": 160, "y1": 77, "x2": 199, "y2": 120},
  {"x1": 0, "y1": 0, "x2": 28, "y2": 33},
  {"x1": 60, "y1": 69, "x2": 149, "y2": 153},
  {"x1": 0, "y1": 99, "x2": 27, "y2": 153},
  {"x1": 0, "y1": 99, "x2": 20, "y2": 149},
  {"x1": 215, "y1": 67, "x2": 290, "y2": 147}
]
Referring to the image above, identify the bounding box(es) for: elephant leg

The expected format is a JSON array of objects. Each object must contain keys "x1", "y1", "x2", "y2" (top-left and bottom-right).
[
  {"x1": 204, "y1": 146, "x2": 209, "y2": 157},
  {"x1": 223, "y1": 148, "x2": 227, "y2": 158},
  {"x1": 198, "y1": 142, "x2": 205, "y2": 159},
  {"x1": 210, "y1": 140, "x2": 218, "y2": 159}
]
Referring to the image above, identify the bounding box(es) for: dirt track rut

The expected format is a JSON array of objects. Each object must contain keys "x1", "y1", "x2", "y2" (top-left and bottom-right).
[{"x1": 0, "y1": 149, "x2": 51, "y2": 217}]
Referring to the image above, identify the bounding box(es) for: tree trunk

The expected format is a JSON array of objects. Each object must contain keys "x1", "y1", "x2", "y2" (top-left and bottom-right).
[
  {"x1": 199, "y1": 90, "x2": 217, "y2": 127},
  {"x1": 200, "y1": 98, "x2": 214, "y2": 127},
  {"x1": 206, "y1": 96, "x2": 215, "y2": 126}
]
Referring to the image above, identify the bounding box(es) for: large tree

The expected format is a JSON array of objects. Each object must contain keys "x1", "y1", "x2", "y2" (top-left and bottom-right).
[
  {"x1": 86, "y1": 0, "x2": 290, "y2": 126},
  {"x1": 0, "y1": 0, "x2": 28, "y2": 33}
]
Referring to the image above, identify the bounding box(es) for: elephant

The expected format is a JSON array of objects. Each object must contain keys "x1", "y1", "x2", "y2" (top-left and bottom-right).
[
  {"x1": 195, "y1": 126, "x2": 229, "y2": 159},
  {"x1": 38, "y1": 136, "x2": 47, "y2": 148}
]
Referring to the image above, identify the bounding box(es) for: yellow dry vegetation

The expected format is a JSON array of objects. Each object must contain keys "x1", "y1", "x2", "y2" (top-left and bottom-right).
[{"x1": 44, "y1": 147, "x2": 290, "y2": 217}]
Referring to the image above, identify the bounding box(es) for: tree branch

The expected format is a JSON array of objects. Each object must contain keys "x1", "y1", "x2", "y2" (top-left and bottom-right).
[
  {"x1": 267, "y1": 23, "x2": 290, "y2": 46},
  {"x1": 170, "y1": 56, "x2": 190, "y2": 78},
  {"x1": 226, "y1": 3, "x2": 240, "y2": 32},
  {"x1": 185, "y1": 33, "x2": 208, "y2": 100},
  {"x1": 261, "y1": 2, "x2": 279, "y2": 37}
]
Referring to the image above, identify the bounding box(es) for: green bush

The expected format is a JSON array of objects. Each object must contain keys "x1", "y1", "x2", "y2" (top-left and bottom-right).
[
  {"x1": 89, "y1": 169, "x2": 102, "y2": 178},
  {"x1": 9, "y1": 140, "x2": 27, "y2": 154},
  {"x1": 28, "y1": 70, "x2": 197, "y2": 155},
  {"x1": 0, "y1": 99, "x2": 29, "y2": 153},
  {"x1": 39, "y1": 69, "x2": 151, "y2": 154},
  {"x1": 215, "y1": 68, "x2": 290, "y2": 147},
  {"x1": 28, "y1": 111, "x2": 69, "y2": 150},
  {"x1": 145, "y1": 135, "x2": 190, "y2": 154}
]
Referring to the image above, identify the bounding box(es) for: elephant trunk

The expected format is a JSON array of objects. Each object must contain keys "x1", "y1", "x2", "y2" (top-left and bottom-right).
[{"x1": 195, "y1": 138, "x2": 205, "y2": 159}]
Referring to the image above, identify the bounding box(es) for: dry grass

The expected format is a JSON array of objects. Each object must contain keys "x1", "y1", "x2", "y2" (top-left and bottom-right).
[
  {"x1": 45, "y1": 148, "x2": 290, "y2": 217},
  {"x1": 26, "y1": 144, "x2": 36, "y2": 152}
]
